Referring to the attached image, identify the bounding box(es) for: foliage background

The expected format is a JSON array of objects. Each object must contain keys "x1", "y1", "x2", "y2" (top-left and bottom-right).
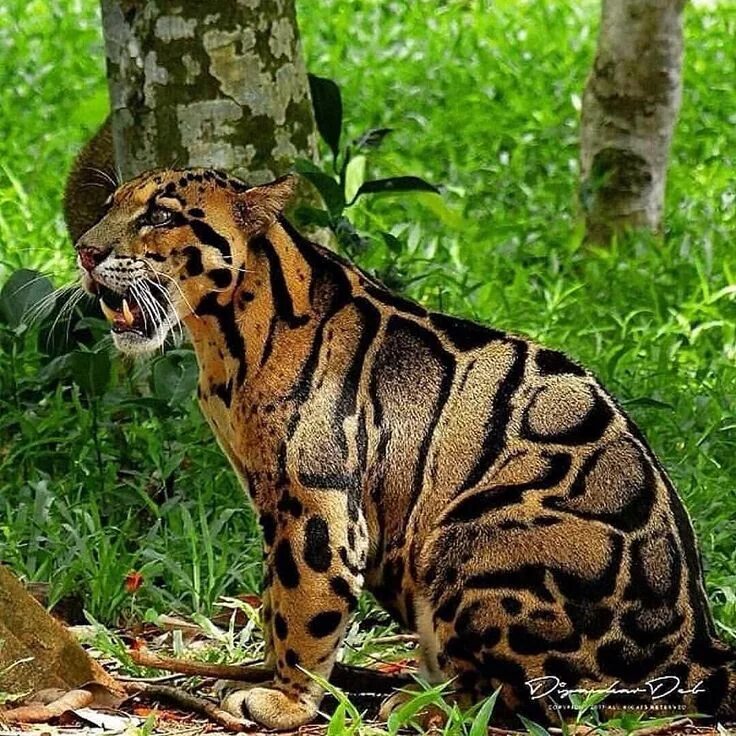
[{"x1": 0, "y1": 0, "x2": 734, "y2": 641}]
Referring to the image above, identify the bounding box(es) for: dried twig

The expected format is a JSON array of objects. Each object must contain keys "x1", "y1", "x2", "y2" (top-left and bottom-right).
[
  {"x1": 129, "y1": 647, "x2": 413, "y2": 693},
  {"x1": 632, "y1": 718, "x2": 693, "y2": 736},
  {"x1": 122, "y1": 682, "x2": 256, "y2": 733},
  {"x1": 370, "y1": 634, "x2": 418, "y2": 646}
]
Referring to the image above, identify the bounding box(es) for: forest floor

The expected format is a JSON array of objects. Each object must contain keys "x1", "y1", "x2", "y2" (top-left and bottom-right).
[
  {"x1": 1, "y1": 0, "x2": 736, "y2": 733},
  {"x1": 3, "y1": 607, "x2": 733, "y2": 736}
]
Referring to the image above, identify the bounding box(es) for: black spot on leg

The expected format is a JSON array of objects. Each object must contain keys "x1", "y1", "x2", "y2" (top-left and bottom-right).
[
  {"x1": 330, "y1": 576, "x2": 358, "y2": 610},
  {"x1": 260, "y1": 513, "x2": 276, "y2": 547},
  {"x1": 436, "y1": 592, "x2": 462, "y2": 622},
  {"x1": 304, "y1": 517, "x2": 332, "y2": 572},
  {"x1": 275, "y1": 539, "x2": 300, "y2": 588},
  {"x1": 274, "y1": 612, "x2": 288, "y2": 640},
  {"x1": 277, "y1": 488, "x2": 303, "y2": 518},
  {"x1": 307, "y1": 610, "x2": 342, "y2": 638},
  {"x1": 285, "y1": 649, "x2": 300, "y2": 667}
]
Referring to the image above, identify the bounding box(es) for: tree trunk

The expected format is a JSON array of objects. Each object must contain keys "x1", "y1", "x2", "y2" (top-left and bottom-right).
[
  {"x1": 99, "y1": 0, "x2": 316, "y2": 182},
  {"x1": 0, "y1": 566, "x2": 119, "y2": 697},
  {"x1": 580, "y1": 0, "x2": 685, "y2": 243}
]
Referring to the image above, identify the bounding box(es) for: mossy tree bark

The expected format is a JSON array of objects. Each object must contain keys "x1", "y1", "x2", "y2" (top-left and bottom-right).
[
  {"x1": 99, "y1": 0, "x2": 316, "y2": 182},
  {"x1": 0, "y1": 566, "x2": 118, "y2": 696},
  {"x1": 580, "y1": 0, "x2": 685, "y2": 243}
]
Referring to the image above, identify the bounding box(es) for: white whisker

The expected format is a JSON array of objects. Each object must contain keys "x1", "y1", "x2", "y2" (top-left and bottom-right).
[
  {"x1": 151, "y1": 271, "x2": 198, "y2": 320},
  {"x1": 12, "y1": 273, "x2": 54, "y2": 296},
  {"x1": 220, "y1": 264, "x2": 254, "y2": 275},
  {"x1": 81, "y1": 166, "x2": 119, "y2": 189},
  {"x1": 145, "y1": 279, "x2": 182, "y2": 345},
  {"x1": 43, "y1": 287, "x2": 85, "y2": 349},
  {"x1": 130, "y1": 282, "x2": 154, "y2": 335},
  {"x1": 24, "y1": 284, "x2": 81, "y2": 326}
]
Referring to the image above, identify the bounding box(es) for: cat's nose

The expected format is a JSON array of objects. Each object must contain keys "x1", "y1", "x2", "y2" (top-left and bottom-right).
[{"x1": 77, "y1": 246, "x2": 111, "y2": 272}]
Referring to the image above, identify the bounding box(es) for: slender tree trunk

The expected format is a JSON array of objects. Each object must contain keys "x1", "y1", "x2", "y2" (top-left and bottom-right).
[
  {"x1": 580, "y1": 0, "x2": 685, "y2": 243},
  {"x1": 98, "y1": 0, "x2": 316, "y2": 182}
]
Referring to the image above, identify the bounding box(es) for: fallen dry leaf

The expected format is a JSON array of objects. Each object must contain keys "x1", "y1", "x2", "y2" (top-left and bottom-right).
[{"x1": 3, "y1": 688, "x2": 93, "y2": 723}]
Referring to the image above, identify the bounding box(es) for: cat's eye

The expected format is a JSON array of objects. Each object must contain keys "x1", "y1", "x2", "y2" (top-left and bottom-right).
[{"x1": 141, "y1": 206, "x2": 172, "y2": 228}]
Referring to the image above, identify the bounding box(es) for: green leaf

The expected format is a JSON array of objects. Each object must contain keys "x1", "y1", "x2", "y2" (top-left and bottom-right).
[
  {"x1": 469, "y1": 686, "x2": 501, "y2": 736},
  {"x1": 518, "y1": 714, "x2": 553, "y2": 736},
  {"x1": 333, "y1": 217, "x2": 368, "y2": 255},
  {"x1": 353, "y1": 127, "x2": 393, "y2": 150},
  {"x1": 351, "y1": 176, "x2": 441, "y2": 203},
  {"x1": 0, "y1": 269, "x2": 54, "y2": 328},
  {"x1": 344, "y1": 154, "x2": 366, "y2": 203},
  {"x1": 327, "y1": 702, "x2": 347, "y2": 736},
  {"x1": 297, "y1": 170, "x2": 346, "y2": 217},
  {"x1": 38, "y1": 294, "x2": 97, "y2": 359},
  {"x1": 293, "y1": 205, "x2": 332, "y2": 229},
  {"x1": 294, "y1": 157, "x2": 323, "y2": 175},
  {"x1": 308, "y1": 73, "x2": 342, "y2": 161},
  {"x1": 70, "y1": 349, "x2": 111, "y2": 397},
  {"x1": 387, "y1": 684, "x2": 449, "y2": 735},
  {"x1": 381, "y1": 232, "x2": 403, "y2": 254},
  {"x1": 151, "y1": 351, "x2": 198, "y2": 404}
]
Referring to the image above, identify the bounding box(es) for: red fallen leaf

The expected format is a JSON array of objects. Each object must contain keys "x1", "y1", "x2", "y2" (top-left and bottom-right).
[
  {"x1": 129, "y1": 637, "x2": 145, "y2": 652},
  {"x1": 375, "y1": 658, "x2": 416, "y2": 674},
  {"x1": 240, "y1": 594, "x2": 261, "y2": 608},
  {"x1": 124, "y1": 570, "x2": 144, "y2": 594},
  {"x1": 133, "y1": 707, "x2": 191, "y2": 722},
  {"x1": 133, "y1": 707, "x2": 159, "y2": 719}
]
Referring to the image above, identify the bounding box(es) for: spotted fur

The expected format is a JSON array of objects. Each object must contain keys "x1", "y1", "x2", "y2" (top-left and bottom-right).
[{"x1": 73, "y1": 169, "x2": 736, "y2": 729}]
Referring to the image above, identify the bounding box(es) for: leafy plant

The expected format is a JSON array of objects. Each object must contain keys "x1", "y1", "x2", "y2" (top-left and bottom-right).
[{"x1": 298, "y1": 74, "x2": 440, "y2": 278}]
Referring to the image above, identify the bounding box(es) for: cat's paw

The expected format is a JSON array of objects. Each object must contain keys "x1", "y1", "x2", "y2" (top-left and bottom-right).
[{"x1": 222, "y1": 684, "x2": 318, "y2": 730}]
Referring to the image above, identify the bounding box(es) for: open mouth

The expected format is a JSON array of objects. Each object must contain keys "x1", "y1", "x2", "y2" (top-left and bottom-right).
[{"x1": 94, "y1": 282, "x2": 170, "y2": 339}]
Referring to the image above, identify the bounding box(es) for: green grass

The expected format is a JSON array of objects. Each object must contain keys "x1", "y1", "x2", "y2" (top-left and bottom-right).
[{"x1": 0, "y1": 0, "x2": 735, "y2": 694}]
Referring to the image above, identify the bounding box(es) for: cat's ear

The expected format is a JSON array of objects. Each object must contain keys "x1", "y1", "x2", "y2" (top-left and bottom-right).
[{"x1": 233, "y1": 175, "x2": 296, "y2": 235}]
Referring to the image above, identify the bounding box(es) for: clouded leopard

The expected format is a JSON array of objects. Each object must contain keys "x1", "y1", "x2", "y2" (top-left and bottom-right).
[{"x1": 72, "y1": 168, "x2": 736, "y2": 729}]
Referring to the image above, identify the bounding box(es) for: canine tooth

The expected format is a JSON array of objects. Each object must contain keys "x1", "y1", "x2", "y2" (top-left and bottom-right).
[
  {"x1": 122, "y1": 298, "x2": 135, "y2": 326},
  {"x1": 100, "y1": 298, "x2": 117, "y2": 322}
]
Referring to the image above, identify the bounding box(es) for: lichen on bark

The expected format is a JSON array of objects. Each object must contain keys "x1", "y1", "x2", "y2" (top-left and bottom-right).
[
  {"x1": 99, "y1": 0, "x2": 317, "y2": 183},
  {"x1": 580, "y1": 0, "x2": 685, "y2": 243}
]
